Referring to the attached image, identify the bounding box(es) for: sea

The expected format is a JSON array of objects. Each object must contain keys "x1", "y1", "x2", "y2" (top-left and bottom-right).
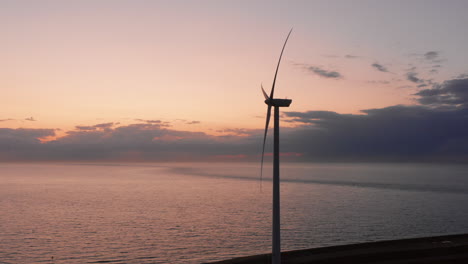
[{"x1": 1, "y1": 162, "x2": 468, "y2": 264}]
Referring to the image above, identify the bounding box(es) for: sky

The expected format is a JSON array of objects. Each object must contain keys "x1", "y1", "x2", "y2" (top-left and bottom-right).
[{"x1": 1, "y1": 0, "x2": 468, "y2": 162}]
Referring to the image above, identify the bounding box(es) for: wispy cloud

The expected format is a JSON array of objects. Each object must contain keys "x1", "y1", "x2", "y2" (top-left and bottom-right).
[
  {"x1": 293, "y1": 62, "x2": 342, "y2": 79},
  {"x1": 305, "y1": 66, "x2": 342, "y2": 79},
  {"x1": 135, "y1": 119, "x2": 163, "y2": 124},
  {"x1": 371, "y1": 63, "x2": 389, "y2": 73},
  {"x1": 430, "y1": 64, "x2": 442, "y2": 74},
  {"x1": 186, "y1": 121, "x2": 201, "y2": 125},
  {"x1": 215, "y1": 128, "x2": 256, "y2": 137},
  {"x1": 174, "y1": 119, "x2": 201, "y2": 125},
  {"x1": 76, "y1": 122, "x2": 116, "y2": 131},
  {"x1": 410, "y1": 50, "x2": 445, "y2": 66},
  {"x1": 406, "y1": 70, "x2": 424, "y2": 83},
  {"x1": 367, "y1": 80, "x2": 390, "y2": 85},
  {"x1": 344, "y1": 54, "x2": 360, "y2": 59},
  {"x1": 322, "y1": 54, "x2": 360, "y2": 59},
  {"x1": 424, "y1": 51, "x2": 439, "y2": 61},
  {"x1": 25, "y1": 117, "x2": 36, "y2": 121}
]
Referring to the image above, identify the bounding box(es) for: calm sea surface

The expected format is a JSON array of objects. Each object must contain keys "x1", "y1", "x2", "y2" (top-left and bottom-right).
[{"x1": 1, "y1": 162, "x2": 468, "y2": 263}]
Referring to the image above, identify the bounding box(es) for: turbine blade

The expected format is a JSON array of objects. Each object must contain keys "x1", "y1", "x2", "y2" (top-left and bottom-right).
[
  {"x1": 261, "y1": 84, "x2": 269, "y2": 100},
  {"x1": 260, "y1": 105, "x2": 272, "y2": 182},
  {"x1": 269, "y1": 28, "x2": 293, "y2": 99}
]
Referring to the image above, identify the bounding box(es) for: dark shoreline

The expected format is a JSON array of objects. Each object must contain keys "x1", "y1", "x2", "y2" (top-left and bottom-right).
[{"x1": 204, "y1": 233, "x2": 468, "y2": 264}]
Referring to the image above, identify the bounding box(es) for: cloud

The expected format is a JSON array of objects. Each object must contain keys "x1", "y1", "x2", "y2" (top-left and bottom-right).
[
  {"x1": 405, "y1": 67, "x2": 434, "y2": 86},
  {"x1": 93, "y1": 122, "x2": 115, "y2": 129},
  {"x1": 75, "y1": 125, "x2": 96, "y2": 131},
  {"x1": 284, "y1": 111, "x2": 344, "y2": 124},
  {"x1": 25, "y1": 117, "x2": 36, "y2": 121},
  {"x1": 282, "y1": 104, "x2": 468, "y2": 162},
  {"x1": 0, "y1": 122, "x2": 258, "y2": 161},
  {"x1": 406, "y1": 71, "x2": 423, "y2": 83},
  {"x1": 0, "y1": 128, "x2": 55, "y2": 160},
  {"x1": 216, "y1": 128, "x2": 258, "y2": 137},
  {"x1": 415, "y1": 78, "x2": 468, "y2": 108},
  {"x1": 410, "y1": 51, "x2": 443, "y2": 63},
  {"x1": 135, "y1": 119, "x2": 163, "y2": 124},
  {"x1": 0, "y1": 118, "x2": 14, "y2": 122},
  {"x1": 76, "y1": 122, "x2": 116, "y2": 131},
  {"x1": 398, "y1": 85, "x2": 413, "y2": 89},
  {"x1": 323, "y1": 54, "x2": 359, "y2": 59},
  {"x1": 305, "y1": 66, "x2": 342, "y2": 79},
  {"x1": 279, "y1": 77, "x2": 468, "y2": 162},
  {"x1": 409, "y1": 51, "x2": 445, "y2": 75},
  {"x1": 0, "y1": 128, "x2": 55, "y2": 144},
  {"x1": 367, "y1": 80, "x2": 390, "y2": 85},
  {"x1": 371, "y1": 63, "x2": 389, "y2": 73},
  {"x1": 424, "y1": 51, "x2": 438, "y2": 60},
  {"x1": 174, "y1": 119, "x2": 201, "y2": 125},
  {"x1": 1, "y1": 100, "x2": 467, "y2": 162},
  {"x1": 293, "y1": 62, "x2": 342, "y2": 79},
  {"x1": 186, "y1": 121, "x2": 201, "y2": 125}
]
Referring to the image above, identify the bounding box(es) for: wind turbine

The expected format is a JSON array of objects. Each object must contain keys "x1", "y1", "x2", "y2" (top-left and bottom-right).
[{"x1": 261, "y1": 29, "x2": 292, "y2": 264}]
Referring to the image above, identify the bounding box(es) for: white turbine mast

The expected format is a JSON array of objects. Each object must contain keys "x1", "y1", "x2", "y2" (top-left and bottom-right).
[{"x1": 260, "y1": 29, "x2": 293, "y2": 264}]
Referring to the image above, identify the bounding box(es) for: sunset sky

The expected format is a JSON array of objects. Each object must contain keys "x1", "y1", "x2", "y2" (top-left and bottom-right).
[{"x1": 1, "y1": 0, "x2": 468, "y2": 162}]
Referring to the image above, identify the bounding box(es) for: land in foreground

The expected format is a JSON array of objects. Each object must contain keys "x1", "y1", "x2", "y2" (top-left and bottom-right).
[{"x1": 204, "y1": 234, "x2": 468, "y2": 264}]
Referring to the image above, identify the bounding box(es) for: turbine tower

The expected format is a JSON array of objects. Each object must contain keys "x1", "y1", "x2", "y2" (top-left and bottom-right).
[{"x1": 261, "y1": 29, "x2": 292, "y2": 264}]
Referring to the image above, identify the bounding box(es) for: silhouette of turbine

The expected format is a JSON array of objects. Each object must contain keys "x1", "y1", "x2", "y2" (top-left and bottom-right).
[{"x1": 261, "y1": 29, "x2": 292, "y2": 264}]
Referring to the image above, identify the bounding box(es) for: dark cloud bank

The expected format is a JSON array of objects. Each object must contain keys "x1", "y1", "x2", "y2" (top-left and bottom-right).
[
  {"x1": 1, "y1": 78, "x2": 468, "y2": 163},
  {"x1": 0, "y1": 122, "x2": 258, "y2": 162}
]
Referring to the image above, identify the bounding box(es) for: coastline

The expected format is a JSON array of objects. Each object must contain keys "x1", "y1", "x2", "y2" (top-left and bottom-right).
[{"x1": 204, "y1": 233, "x2": 468, "y2": 264}]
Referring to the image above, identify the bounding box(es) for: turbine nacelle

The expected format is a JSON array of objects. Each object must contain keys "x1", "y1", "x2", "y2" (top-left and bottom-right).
[
  {"x1": 264, "y1": 98, "x2": 292, "y2": 107},
  {"x1": 262, "y1": 84, "x2": 292, "y2": 107}
]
